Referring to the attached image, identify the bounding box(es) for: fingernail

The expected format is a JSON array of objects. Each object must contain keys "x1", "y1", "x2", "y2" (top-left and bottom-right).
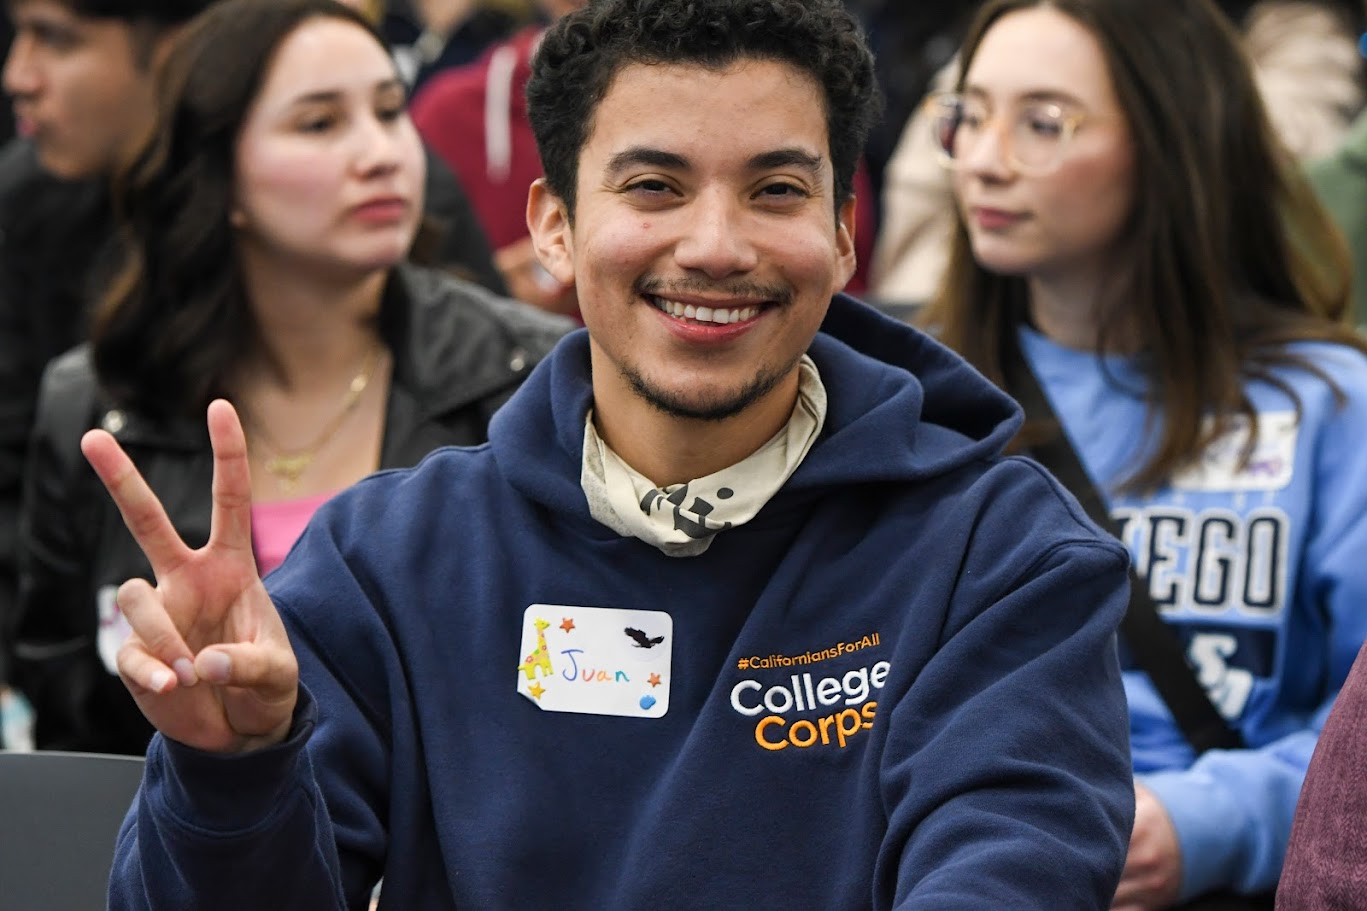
[
  {"x1": 199, "y1": 650, "x2": 231, "y2": 684},
  {"x1": 173, "y1": 658, "x2": 197, "y2": 687},
  {"x1": 149, "y1": 669, "x2": 173, "y2": 693}
]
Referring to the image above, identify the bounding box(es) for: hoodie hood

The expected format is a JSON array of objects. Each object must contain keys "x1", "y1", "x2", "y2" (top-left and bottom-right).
[{"x1": 489, "y1": 293, "x2": 1022, "y2": 520}]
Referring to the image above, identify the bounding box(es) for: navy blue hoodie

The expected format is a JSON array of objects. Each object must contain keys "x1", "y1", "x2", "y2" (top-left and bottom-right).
[{"x1": 109, "y1": 295, "x2": 1134, "y2": 910}]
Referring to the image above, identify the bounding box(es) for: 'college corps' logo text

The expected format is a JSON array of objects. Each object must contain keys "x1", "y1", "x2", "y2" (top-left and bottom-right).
[{"x1": 730, "y1": 633, "x2": 888, "y2": 752}]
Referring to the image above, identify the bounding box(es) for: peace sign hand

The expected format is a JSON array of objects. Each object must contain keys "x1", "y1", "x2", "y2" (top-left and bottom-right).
[{"x1": 82, "y1": 399, "x2": 298, "y2": 753}]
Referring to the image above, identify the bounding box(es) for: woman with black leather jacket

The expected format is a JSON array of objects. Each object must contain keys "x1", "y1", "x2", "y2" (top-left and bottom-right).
[{"x1": 6, "y1": 0, "x2": 571, "y2": 754}]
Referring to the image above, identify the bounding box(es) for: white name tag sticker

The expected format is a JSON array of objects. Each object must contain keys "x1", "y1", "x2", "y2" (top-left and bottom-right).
[
  {"x1": 1171, "y1": 411, "x2": 1298, "y2": 492},
  {"x1": 515, "y1": 604, "x2": 672, "y2": 718},
  {"x1": 97, "y1": 584, "x2": 133, "y2": 676}
]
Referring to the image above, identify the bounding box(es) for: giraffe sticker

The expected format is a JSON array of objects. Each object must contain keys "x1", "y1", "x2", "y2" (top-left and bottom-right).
[
  {"x1": 517, "y1": 617, "x2": 555, "y2": 680},
  {"x1": 516, "y1": 604, "x2": 672, "y2": 718}
]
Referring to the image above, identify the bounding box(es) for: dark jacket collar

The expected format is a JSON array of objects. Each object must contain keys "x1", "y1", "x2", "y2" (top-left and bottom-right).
[
  {"x1": 92, "y1": 264, "x2": 571, "y2": 451},
  {"x1": 386, "y1": 264, "x2": 569, "y2": 419}
]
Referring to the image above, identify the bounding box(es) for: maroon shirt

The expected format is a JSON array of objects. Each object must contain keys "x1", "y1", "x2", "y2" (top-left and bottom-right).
[{"x1": 1278, "y1": 642, "x2": 1367, "y2": 908}]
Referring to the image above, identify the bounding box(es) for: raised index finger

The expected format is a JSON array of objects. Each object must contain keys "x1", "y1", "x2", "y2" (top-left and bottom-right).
[
  {"x1": 82, "y1": 428, "x2": 191, "y2": 576},
  {"x1": 205, "y1": 399, "x2": 255, "y2": 555}
]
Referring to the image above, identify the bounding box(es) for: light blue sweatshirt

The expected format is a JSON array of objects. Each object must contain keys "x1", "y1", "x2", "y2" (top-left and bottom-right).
[{"x1": 1021, "y1": 325, "x2": 1367, "y2": 899}]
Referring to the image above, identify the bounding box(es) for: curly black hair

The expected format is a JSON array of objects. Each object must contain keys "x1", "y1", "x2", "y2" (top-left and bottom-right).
[{"x1": 526, "y1": 0, "x2": 879, "y2": 218}]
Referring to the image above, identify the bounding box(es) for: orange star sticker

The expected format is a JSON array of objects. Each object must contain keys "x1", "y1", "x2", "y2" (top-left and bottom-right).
[
  {"x1": 528, "y1": 682, "x2": 546, "y2": 700},
  {"x1": 648, "y1": 673, "x2": 662, "y2": 688},
  {"x1": 560, "y1": 617, "x2": 575, "y2": 632}
]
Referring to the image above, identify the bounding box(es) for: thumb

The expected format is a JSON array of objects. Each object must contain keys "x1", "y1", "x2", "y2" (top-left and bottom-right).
[
  {"x1": 196, "y1": 642, "x2": 299, "y2": 745},
  {"x1": 195, "y1": 642, "x2": 298, "y2": 702}
]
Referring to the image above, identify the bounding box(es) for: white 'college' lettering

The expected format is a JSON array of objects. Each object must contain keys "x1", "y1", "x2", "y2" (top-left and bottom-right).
[{"x1": 730, "y1": 661, "x2": 891, "y2": 717}]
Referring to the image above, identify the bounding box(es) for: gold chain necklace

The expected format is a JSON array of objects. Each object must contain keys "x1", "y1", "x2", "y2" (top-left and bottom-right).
[{"x1": 249, "y1": 345, "x2": 382, "y2": 494}]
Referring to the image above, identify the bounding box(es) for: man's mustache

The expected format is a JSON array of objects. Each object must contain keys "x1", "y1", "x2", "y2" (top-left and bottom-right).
[{"x1": 635, "y1": 277, "x2": 793, "y2": 306}]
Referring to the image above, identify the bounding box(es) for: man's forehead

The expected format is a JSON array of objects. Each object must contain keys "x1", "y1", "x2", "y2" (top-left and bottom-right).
[
  {"x1": 585, "y1": 60, "x2": 831, "y2": 167},
  {"x1": 602, "y1": 56, "x2": 822, "y2": 98},
  {"x1": 9, "y1": 0, "x2": 73, "y2": 14}
]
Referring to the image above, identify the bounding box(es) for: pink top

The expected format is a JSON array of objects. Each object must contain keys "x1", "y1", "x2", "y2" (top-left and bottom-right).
[{"x1": 251, "y1": 491, "x2": 337, "y2": 577}]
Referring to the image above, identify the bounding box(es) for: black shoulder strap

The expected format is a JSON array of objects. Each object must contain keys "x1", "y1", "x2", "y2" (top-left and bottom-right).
[{"x1": 1001, "y1": 338, "x2": 1245, "y2": 755}]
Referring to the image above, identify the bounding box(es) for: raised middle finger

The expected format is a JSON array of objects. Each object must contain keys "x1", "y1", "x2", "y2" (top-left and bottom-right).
[{"x1": 205, "y1": 399, "x2": 256, "y2": 556}]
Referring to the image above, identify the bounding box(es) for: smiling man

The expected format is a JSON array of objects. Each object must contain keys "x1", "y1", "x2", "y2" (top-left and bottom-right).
[{"x1": 94, "y1": 0, "x2": 1136, "y2": 908}]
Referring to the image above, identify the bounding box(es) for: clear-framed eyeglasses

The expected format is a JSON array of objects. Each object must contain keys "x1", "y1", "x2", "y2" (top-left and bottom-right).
[{"x1": 929, "y1": 92, "x2": 1094, "y2": 178}]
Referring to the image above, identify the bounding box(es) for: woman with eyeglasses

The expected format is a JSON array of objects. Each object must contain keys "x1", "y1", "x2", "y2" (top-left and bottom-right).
[
  {"x1": 920, "y1": 1, "x2": 1367, "y2": 909},
  {"x1": 871, "y1": 0, "x2": 1365, "y2": 307}
]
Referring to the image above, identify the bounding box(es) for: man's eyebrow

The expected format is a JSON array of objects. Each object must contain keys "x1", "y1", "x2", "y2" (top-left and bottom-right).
[
  {"x1": 604, "y1": 147, "x2": 691, "y2": 177},
  {"x1": 15, "y1": 10, "x2": 81, "y2": 36},
  {"x1": 746, "y1": 148, "x2": 825, "y2": 177},
  {"x1": 603, "y1": 146, "x2": 825, "y2": 179}
]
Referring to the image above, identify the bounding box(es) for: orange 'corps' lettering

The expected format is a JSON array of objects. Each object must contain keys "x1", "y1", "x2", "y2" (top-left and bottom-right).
[{"x1": 752, "y1": 700, "x2": 879, "y2": 752}]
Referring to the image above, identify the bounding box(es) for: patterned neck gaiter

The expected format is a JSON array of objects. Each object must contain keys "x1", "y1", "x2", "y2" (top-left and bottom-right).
[{"x1": 581, "y1": 355, "x2": 827, "y2": 557}]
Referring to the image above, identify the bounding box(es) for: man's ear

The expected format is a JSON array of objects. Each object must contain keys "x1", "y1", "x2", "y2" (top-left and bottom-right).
[
  {"x1": 150, "y1": 22, "x2": 185, "y2": 70},
  {"x1": 834, "y1": 196, "x2": 858, "y2": 290},
  {"x1": 526, "y1": 178, "x2": 576, "y2": 287}
]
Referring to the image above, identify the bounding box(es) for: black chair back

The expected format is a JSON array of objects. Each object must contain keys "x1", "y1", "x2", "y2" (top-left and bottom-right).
[{"x1": 0, "y1": 750, "x2": 144, "y2": 909}]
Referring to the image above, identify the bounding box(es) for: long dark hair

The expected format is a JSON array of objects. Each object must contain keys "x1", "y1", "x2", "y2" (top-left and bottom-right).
[
  {"x1": 923, "y1": 0, "x2": 1367, "y2": 492},
  {"x1": 92, "y1": 0, "x2": 390, "y2": 420}
]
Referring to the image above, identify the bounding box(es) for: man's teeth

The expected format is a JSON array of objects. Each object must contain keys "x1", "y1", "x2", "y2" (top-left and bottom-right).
[{"x1": 654, "y1": 297, "x2": 760, "y2": 324}]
